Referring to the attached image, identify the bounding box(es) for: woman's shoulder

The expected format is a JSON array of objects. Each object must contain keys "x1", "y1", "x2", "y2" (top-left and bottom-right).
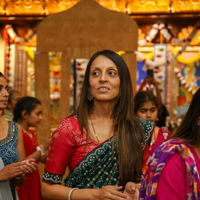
[
  {"x1": 164, "y1": 152, "x2": 186, "y2": 172},
  {"x1": 53, "y1": 116, "x2": 81, "y2": 137},
  {"x1": 60, "y1": 116, "x2": 79, "y2": 127}
]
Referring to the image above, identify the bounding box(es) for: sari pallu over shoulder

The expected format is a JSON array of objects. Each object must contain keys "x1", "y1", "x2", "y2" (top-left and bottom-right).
[{"x1": 139, "y1": 139, "x2": 200, "y2": 200}]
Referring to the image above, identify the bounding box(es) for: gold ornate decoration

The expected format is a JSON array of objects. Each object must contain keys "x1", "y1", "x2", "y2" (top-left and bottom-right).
[
  {"x1": 126, "y1": 0, "x2": 170, "y2": 14},
  {"x1": 178, "y1": 26, "x2": 200, "y2": 45},
  {"x1": 96, "y1": 0, "x2": 125, "y2": 12},
  {"x1": 1, "y1": 0, "x2": 200, "y2": 15},
  {"x1": 138, "y1": 28, "x2": 145, "y2": 41},
  {"x1": 171, "y1": 0, "x2": 200, "y2": 12},
  {"x1": 0, "y1": 0, "x2": 5, "y2": 15},
  {"x1": 45, "y1": 0, "x2": 80, "y2": 15},
  {"x1": 5, "y1": 0, "x2": 45, "y2": 15}
]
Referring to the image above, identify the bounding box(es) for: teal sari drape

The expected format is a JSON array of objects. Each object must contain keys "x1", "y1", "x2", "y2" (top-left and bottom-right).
[
  {"x1": 64, "y1": 118, "x2": 155, "y2": 189},
  {"x1": 65, "y1": 137, "x2": 118, "y2": 188}
]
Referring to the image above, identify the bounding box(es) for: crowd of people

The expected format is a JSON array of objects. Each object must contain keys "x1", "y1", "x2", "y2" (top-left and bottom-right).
[{"x1": 0, "y1": 49, "x2": 199, "y2": 200}]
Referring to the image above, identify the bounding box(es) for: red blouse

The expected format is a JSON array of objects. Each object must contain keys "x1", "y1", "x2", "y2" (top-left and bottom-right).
[{"x1": 44, "y1": 117, "x2": 101, "y2": 177}]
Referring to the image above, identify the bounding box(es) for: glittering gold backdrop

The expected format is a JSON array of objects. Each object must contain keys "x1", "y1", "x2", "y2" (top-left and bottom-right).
[{"x1": 0, "y1": 0, "x2": 199, "y2": 15}]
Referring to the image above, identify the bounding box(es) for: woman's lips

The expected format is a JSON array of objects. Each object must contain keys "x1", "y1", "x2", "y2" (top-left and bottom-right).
[
  {"x1": 98, "y1": 87, "x2": 109, "y2": 91},
  {"x1": 1, "y1": 100, "x2": 8, "y2": 105}
]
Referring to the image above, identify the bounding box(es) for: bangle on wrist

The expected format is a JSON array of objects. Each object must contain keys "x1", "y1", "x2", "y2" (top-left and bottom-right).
[
  {"x1": 15, "y1": 175, "x2": 22, "y2": 179},
  {"x1": 40, "y1": 145, "x2": 46, "y2": 153},
  {"x1": 36, "y1": 146, "x2": 45, "y2": 156},
  {"x1": 68, "y1": 188, "x2": 78, "y2": 200}
]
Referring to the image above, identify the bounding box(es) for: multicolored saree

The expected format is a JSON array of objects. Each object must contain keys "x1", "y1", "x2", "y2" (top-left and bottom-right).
[
  {"x1": 139, "y1": 139, "x2": 200, "y2": 200},
  {"x1": 43, "y1": 117, "x2": 155, "y2": 189}
]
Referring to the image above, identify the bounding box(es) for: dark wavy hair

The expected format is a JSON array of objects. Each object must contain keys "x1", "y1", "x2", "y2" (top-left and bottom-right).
[
  {"x1": 134, "y1": 91, "x2": 158, "y2": 113},
  {"x1": 171, "y1": 88, "x2": 200, "y2": 146},
  {"x1": 13, "y1": 96, "x2": 41, "y2": 122},
  {"x1": 71, "y1": 50, "x2": 144, "y2": 186}
]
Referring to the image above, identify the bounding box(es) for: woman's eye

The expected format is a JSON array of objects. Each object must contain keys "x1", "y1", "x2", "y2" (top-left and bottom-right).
[
  {"x1": 92, "y1": 71, "x2": 100, "y2": 76},
  {"x1": 108, "y1": 71, "x2": 116, "y2": 76},
  {"x1": 151, "y1": 108, "x2": 156, "y2": 112},
  {"x1": 140, "y1": 110, "x2": 146, "y2": 113}
]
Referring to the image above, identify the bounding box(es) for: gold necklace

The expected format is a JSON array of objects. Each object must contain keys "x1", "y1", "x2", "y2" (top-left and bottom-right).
[{"x1": 90, "y1": 118, "x2": 100, "y2": 143}]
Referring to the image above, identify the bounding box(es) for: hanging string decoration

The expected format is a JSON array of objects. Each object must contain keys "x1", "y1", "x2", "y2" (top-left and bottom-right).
[
  {"x1": 136, "y1": 19, "x2": 200, "y2": 67},
  {"x1": 5, "y1": 24, "x2": 37, "y2": 44},
  {"x1": 138, "y1": 24, "x2": 159, "y2": 46},
  {"x1": 174, "y1": 68, "x2": 197, "y2": 95}
]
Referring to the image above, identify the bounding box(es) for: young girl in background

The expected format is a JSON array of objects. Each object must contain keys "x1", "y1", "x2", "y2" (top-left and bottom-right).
[
  {"x1": 13, "y1": 96, "x2": 52, "y2": 200},
  {"x1": 134, "y1": 91, "x2": 171, "y2": 169}
]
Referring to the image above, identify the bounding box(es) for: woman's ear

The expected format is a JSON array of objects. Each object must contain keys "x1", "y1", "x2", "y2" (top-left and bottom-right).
[{"x1": 22, "y1": 110, "x2": 28, "y2": 119}]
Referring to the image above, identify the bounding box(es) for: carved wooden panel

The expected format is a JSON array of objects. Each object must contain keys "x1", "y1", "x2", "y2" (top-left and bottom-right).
[
  {"x1": 171, "y1": 0, "x2": 200, "y2": 12},
  {"x1": 45, "y1": 0, "x2": 80, "y2": 15},
  {"x1": 127, "y1": 0, "x2": 170, "y2": 13},
  {"x1": 5, "y1": 0, "x2": 44, "y2": 15}
]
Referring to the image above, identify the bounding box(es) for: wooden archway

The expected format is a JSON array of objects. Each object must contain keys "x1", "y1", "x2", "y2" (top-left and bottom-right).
[{"x1": 35, "y1": 0, "x2": 138, "y2": 144}]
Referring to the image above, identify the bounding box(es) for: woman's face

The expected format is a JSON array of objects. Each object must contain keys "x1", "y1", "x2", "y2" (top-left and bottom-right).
[
  {"x1": 89, "y1": 55, "x2": 120, "y2": 103},
  {"x1": 0, "y1": 77, "x2": 9, "y2": 110},
  {"x1": 136, "y1": 101, "x2": 158, "y2": 123},
  {"x1": 26, "y1": 104, "x2": 43, "y2": 127}
]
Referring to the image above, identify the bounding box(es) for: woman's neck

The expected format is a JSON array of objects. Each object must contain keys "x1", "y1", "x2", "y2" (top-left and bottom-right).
[{"x1": 91, "y1": 100, "x2": 113, "y2": 120}]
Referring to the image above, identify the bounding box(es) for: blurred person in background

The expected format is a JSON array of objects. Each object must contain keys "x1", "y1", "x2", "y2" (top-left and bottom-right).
[{"x1": 1, "y1": 89, "x2": 21, "y2": 121}]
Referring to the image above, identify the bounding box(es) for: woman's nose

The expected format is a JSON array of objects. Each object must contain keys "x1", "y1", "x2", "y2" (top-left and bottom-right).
[
  {"x1": 3, "y1": 89, "x2": 9, "y2": 97},
  {"x1": 146, "y1": 111, "x2": 151, "y2": 117},
  {"x1": 100, "y1": 71, "x2": 107, "y2": 82}
]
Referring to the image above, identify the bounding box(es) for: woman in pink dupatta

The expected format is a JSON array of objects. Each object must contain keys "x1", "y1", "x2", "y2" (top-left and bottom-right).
[{"x1": 139, "y1": 88, "x2": 200, "y2": 200}]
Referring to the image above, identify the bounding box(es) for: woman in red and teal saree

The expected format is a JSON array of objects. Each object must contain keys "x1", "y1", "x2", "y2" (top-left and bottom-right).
[{"x1": 42, "y1": 50, "x2": 154, "y2": 200}]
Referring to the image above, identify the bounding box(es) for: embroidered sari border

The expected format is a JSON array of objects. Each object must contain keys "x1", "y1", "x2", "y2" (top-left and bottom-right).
[{"x1": 42, "y1": 172, "x2": 63, "y2": 185}]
